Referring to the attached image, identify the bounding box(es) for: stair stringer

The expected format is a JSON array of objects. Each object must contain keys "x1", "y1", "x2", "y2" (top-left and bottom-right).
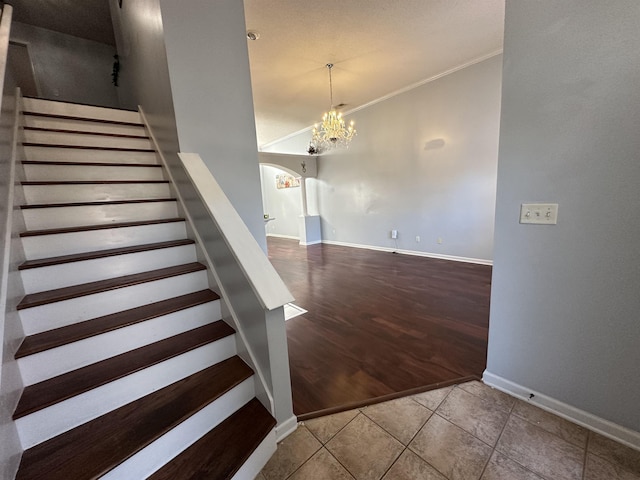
[
  {"x1": 0, "y1": 86, "x2": 27, "y2": 480},
  {"x1": 140, "y1": 108, "x2": 297, "y2": 442}
]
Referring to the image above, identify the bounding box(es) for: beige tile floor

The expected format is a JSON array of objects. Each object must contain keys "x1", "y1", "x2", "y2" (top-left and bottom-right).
[{"x1": 258, "y1": 381, "x2": 640, "y2": 480}]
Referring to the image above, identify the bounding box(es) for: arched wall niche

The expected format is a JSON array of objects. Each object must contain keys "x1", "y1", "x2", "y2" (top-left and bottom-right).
[{"x1": 258, "y1": 152, "x2": 317, "y2": 178}]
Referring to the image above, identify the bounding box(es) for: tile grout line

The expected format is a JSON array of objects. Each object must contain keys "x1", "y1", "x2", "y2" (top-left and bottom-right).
[
  {"x1": 405, "y1": 384, "x2": 484, "y2": 480},
  {"x1": 495, "y1": 402, "x2": 563, "y2": 480},
  {"x1": 377, "y1": 445, "x2": 406, "y2": 480},
  {"x1": 447, "y1": 382, "x2": 592, "y2": 479},
  {"x1": 303, "y1": 409, "x2": 362, "y2": 446},
  {"x1": 359, "y1": 401, "x2": 433, "y2": 446},
  {"x1": 509, "y1": 402, "x2": 592, "y2": 450},
  {"x1": 300, "y1": 412, "x2": 363, "y2": 480},
  {"x1": 348, "y1": 410, "x2": 406, "y2": 479},
  {"x1": 476, "y1": 393, "x2": 518, "y2": 480},
  {"x1": 282, "y1": 438, "x2": 323, "y2": 480},
  {"x1": 322, "y1": 443, "x2": 357, "y2": 480},
  {"x1": 434, "y1": 386, "x2": 508, "y2": 449},
  {"x1": 587, "y1": 445, "x2": 640, "y2": 478},
  {"x1": 359, "y1": 399, "x2": 435, "y2": 480}
]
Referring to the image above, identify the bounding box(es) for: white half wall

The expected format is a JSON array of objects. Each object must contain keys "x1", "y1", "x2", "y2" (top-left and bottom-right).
[
  {"x1": 487, "y1": 0, "x2": 640, "y2": 436},
  {"x1": 263, "y1": 55, "x2": 502, "y2": 262}
]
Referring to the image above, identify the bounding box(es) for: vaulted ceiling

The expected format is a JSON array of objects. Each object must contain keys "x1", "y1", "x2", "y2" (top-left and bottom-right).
[
  {"x1": 6, "y1": 0, "x2": 505, "y2": 149},
  {"x1": 244, "y1": 0, "x2": 505, "y2": 148}
]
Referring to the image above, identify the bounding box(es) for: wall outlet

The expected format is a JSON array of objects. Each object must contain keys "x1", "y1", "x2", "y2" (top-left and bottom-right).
[
  {"x1": 415, "y1": 235, "x2": 420, "y2": 243},
  {"x1": 437, "y1": 237, "x2": 443, "y2": 244},
  {"x1": 391, "y1": 229, "x2": 398, "y2": 239}
]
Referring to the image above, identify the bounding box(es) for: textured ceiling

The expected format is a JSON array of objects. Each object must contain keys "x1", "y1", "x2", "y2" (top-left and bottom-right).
[
  {"x1": 244, "y1": 0, "x2": 505, "y2": 148},
  {"x1": 6, "y1": 0, "x2": 505, "y2": 149}
]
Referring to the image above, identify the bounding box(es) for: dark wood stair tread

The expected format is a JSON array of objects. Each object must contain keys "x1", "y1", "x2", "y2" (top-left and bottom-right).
[
  {"x1": 16, "y1": 290, "x2": 220, "y2": 358},
  {"x1": 22, "y1": 160, "x2": 161, "y2": 167},
  {"x1": 20, "y1": 198, "x2": 176, "y2": 209},
  {"x1": 19, "y1": 239, "x2": 195, "y2": 270},
  {"x1": 20, "y1": 217, "x2": 185, "y2": 237},
  {"x1": 14, "y1": 320, "x2": 235, "y2": 419},
  {"x1": 24, "y1": 126, "x2": 149, "y2": 139},
  {"x1": 16, "y1": 356, "x2": 253, "y2": 480},
  {"x1": 17, "y1": 262, "x2": 206, "y2": 310},
  {"x1": 22, "y1": 180, "x2": 168, "y2": 185},
  {"x1": 149, "y1": 398, "x2": 276, "y2": 480},
  {"x1": 22, "y1": 143, "x2": 154, "y2": 152},
  {"x1": 23, "y1": 111, "x2": 142, "y2": 127}
]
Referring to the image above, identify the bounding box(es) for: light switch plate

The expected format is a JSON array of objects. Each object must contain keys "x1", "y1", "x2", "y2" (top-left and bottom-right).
[{"x1": 520, "y1": 203, "x2": 558, "y2": 224}]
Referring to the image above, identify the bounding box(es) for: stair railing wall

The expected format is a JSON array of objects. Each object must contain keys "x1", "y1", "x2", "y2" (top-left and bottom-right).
[
  {"x1": 140, "y1": 108, "x2": 297, "y2": 440},
  {"x1": 1, "y1": 5, "x2": 28, "y2": 477}
]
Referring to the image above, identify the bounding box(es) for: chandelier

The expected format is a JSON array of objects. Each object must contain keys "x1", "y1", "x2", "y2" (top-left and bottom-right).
[{"x1": 308, "y1": 64, "x2": 356, "y2": 155}]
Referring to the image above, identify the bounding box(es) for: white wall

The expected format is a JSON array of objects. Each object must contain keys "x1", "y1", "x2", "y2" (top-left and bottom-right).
[
  {"x1": 10, "y1": 22, "x2": 119, "y2": 108},
  {"x1": 264, "y1": 55, "x2": 502, "y2": 262},
  {"x1": 486, "y1": 0, "x2": 640, "y2": 435},
  {"x1": 260, "y1": 165, "x2": 303, "y2": 238}
]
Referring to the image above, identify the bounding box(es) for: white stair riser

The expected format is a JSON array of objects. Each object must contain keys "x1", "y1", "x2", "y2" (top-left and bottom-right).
[
  {"x1": 22, "y1": 221, "x2": 188, "y2": 260},
  {"x1": 16, "y1": 336, "x2": 239, "y2": 449},
  {"x1": 24, "y1": 130, "x2": 152, "y2": 150},
  {"x1": 23, "y1": 97, "x2": 142, "y2": 124},
  {"x1": 18, "y1": 301, "x2": 222, "y2": 385},
  {"x1": 23, "y1": 116, "x2": 147, "y2": 137},
  {"x1": 24, "y1": 146, "x2": 158, "y2": 164},
  {"x1": 23, "y1": 163, "x2": 164, "y2": 182},
  {"x1": 20, "y1": 270, "x2": 209, "y2": 335},
  {"x1": 23, "y1": 183, "x2": 171, "y2": 204},
  {"x1": 232, "y1": 430, "x2": 277, "y2": 480},
  {"x1": 21, "y1": 244, "x2": 197, "y2": 294},
  {"x1": 103, "y1": 378, "x2": 255, "y2": 480},
  {"x1": 22, "y1": 201, "x2": 178, "y2": 230}
]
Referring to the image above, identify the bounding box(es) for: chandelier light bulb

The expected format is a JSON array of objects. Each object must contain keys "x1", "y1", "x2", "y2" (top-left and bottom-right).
[{"x1": 308, "y1": 64, "x2": 356, "y2": 155}]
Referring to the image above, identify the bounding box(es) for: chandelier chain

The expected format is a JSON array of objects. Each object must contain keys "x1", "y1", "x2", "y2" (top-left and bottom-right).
[{"x1": 327, "y1": 63, "x2": 334, "y2": 108}]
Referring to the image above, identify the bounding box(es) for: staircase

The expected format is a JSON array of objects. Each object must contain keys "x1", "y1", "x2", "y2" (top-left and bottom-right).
[{"x1": 11, "y1": 97, "x2": 276, "y2": 479}]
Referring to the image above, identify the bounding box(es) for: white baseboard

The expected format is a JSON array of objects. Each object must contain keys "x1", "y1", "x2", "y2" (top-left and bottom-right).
[
  {"x1": 483, "y1": 370, "x2": 640, "y2": 451},
  {"x1": 321, "y1": 240, "x2": 493, "y2": 266},
  {"x1": 299, "y1": 240, "x2": 322, "y2": 246},
  {"x1": 275, "y1": 415, "x2": 298, "y2": 442},
  {"x1": 268, "y1": 236, "x2": 493, "y2": 265},
  {"x1": 266, "y1": 233, "x2": 299, "y2": 240}
]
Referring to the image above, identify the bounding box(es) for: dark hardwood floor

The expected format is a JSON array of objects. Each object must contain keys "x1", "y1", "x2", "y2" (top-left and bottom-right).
[{"x1": 267, "y1": 237, "x2": 492, "y2": 419}]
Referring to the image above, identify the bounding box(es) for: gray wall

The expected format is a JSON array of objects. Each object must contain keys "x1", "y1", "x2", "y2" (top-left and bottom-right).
[
  {"x1": 486, "y1": 0, "x2": 640, "y2": 432},
  {"x1": 10, "y1": 22, "x2": 119, "y2": 107},
  {"x1": 264, "y1": 55, "x2": 502, "y2": 262},
  {"x1": 110, "y1": 0, "x2": 266, "y2": 249},
  {"x1": 158, "y1": 0, "x2": 266, "y2": 251},
  {"x1": 108, "y1": 0, "x2": 180, "y2": 156}
]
